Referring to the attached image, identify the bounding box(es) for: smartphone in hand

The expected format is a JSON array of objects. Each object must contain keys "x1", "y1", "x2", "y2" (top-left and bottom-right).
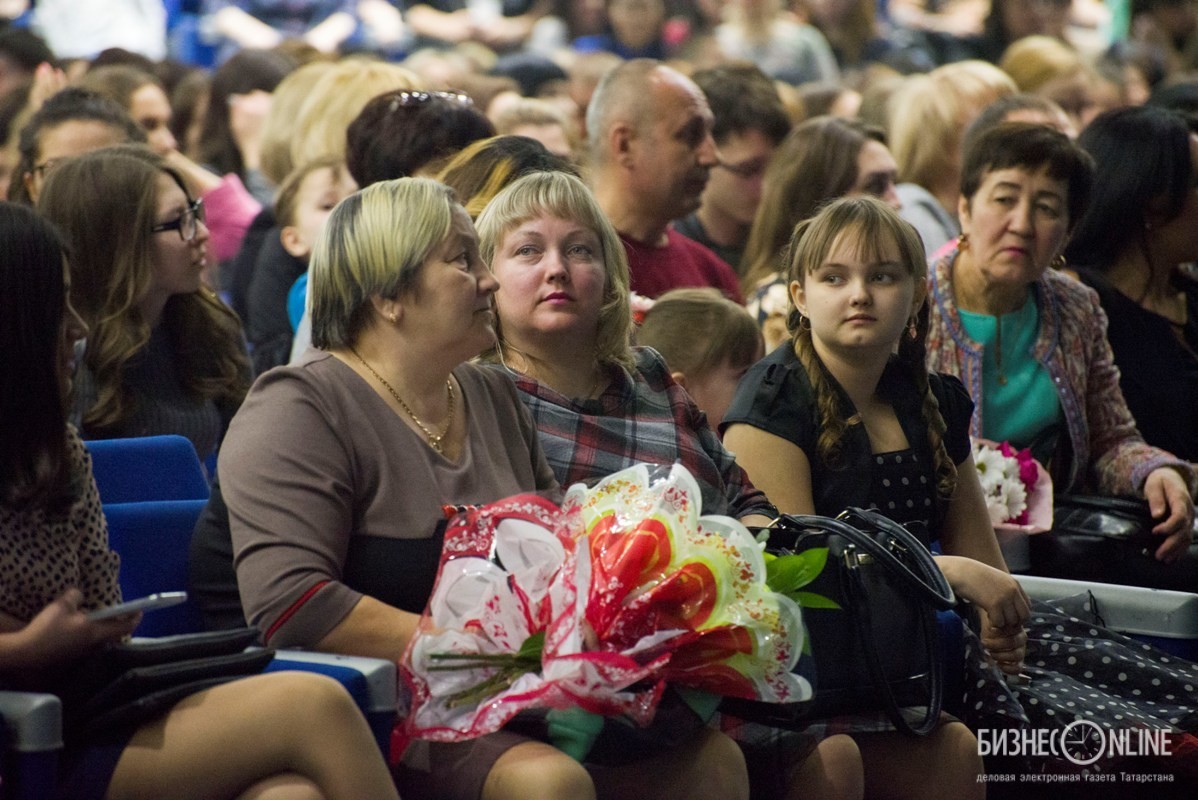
[{"x1": 87, "y1": 592, "x2": 188, "y2": 621}]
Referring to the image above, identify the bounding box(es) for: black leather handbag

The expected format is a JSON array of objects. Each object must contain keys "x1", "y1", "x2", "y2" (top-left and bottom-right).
[
  {"x1": 59, "y1": 628, "x2": 273, "y2": 739},
  {"x1": 1028, "y1": 494, "x2": 1198, "y2": 591},
  {"x1": 721, "y1": 508, "x2": 956, "y2": 736}
]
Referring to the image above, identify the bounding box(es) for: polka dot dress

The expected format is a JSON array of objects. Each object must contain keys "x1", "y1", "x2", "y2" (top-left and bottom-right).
[
  {"x1": 868, "y1": 450, "x2": 935, "y2": 547},
  {"x1": 957, "y1": 599, "x2": 1198, "y2": 775},
  {"x1": 859, "y1": 455, "x2": 1198, "y2": 775}
]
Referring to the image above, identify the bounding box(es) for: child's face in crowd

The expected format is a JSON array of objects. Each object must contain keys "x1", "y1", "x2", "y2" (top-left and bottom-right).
[
  {"x1": 792, "y1": 228, "x2": 923, "y2": 357},
  {"x1": 608, "y1": 0, "x2": 665, "y2": 48},
  {"x1": 688, "y1": 347, "x2": 763, "y2": 433},
  {"x1": 282, "y1": 166, "x2": 358, "y2": 260},
  {"x1": 129, "y1": 83, "x2": 178, "y2": 155}
]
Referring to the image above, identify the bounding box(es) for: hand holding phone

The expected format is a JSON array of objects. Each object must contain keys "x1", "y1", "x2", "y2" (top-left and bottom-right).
[{"x1": 87, "y1": 592, "x2": 188, "y2": 621}]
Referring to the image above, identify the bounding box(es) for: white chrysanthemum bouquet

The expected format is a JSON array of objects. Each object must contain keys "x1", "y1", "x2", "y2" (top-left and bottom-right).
[{"x1": 972, "y1": 439, "x2": 1052, "y2": 533}]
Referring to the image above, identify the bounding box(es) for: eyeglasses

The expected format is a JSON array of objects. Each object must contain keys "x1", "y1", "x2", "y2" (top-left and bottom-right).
[
  {"x1": 150, "y1": 197, "x2": 205, "y2": 242},
  {"x1": 1019, "y1": 0, "x2": 1071, "y2": 9},
  {"x1": 387, "y1": 90, "x2": 474, "y2": 113},
  {"x1": 717, "y1": 156, "x2": 771, "y2": 180},
  {"x1": 31, "y1": 158, "x2": 61, "y2": 178}
]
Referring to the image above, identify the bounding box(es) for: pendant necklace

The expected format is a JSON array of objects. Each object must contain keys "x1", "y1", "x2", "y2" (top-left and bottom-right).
[
  {"x1": 993, "y1": 314, "x2": 1007, "y2": 386},
  {"x1": 350, "y1": 347, "x2": 454, "y2": 454}
]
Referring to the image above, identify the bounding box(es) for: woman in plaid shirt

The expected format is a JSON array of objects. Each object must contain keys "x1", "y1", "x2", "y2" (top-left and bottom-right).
[
  {"x1": 477, "y1": 169, "x2": 776, "y2": 527},
  {"x1": 476, "y1": 170, "x2": 887, "y2": 800}
]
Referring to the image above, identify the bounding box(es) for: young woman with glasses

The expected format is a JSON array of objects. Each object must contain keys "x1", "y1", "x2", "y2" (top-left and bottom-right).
[{"x1": 37, "y1": 145, "x2": 250, "y2": 465}]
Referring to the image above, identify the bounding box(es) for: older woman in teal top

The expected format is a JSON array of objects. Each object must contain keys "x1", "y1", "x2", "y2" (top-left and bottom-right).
[{"x1": 925, "y1": 122, "x2": 1196, "y2": 585}]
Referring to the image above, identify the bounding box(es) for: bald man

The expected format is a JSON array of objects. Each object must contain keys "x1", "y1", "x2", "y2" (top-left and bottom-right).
[{"x1": 587, "y1": 59, "x2": 743, "y2": 302}]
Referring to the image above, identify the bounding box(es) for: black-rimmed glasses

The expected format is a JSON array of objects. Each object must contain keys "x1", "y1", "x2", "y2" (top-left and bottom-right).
[
  {"x1": 32, "y1": 158, "x2": 61, "y2": 178},
  {"x1": 150, "y1": 198, "x2": 205, "y2": 242},
  {"x1": 717, "y1": 156, "x2": 770, "y2": 180}
]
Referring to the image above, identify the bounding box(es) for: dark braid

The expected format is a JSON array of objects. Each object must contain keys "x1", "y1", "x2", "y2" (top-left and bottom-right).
[
  {"x1": 897, "y1": 303, "x2": 957, "y2": 500},
  {"x1": 784, "y1": 197, "x2": 934, "y2": 475},
  {"x1": 793, "y1": 326, "x2": 860, "y2": 470}
]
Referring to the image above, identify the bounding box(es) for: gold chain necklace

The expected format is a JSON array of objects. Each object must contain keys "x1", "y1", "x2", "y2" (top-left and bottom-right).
[
  {"x1": 349, "y1": 347, "x2": 454, "y2": 454},
  {"x1": 993, "y1": 314, "x2": 1007, "y2": 386}
]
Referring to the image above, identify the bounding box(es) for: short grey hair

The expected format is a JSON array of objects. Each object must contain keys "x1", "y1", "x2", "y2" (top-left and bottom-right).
[{"x1": 584, "y1": 58, "x2": 661, "y2": 166}]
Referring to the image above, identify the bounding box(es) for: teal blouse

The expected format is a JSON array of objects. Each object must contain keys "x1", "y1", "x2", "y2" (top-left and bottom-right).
[{"x1": 958, "y1": 296, "x2": 1061, "y2": 451}]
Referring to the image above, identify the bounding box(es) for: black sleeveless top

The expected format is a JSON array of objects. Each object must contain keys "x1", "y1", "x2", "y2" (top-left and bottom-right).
[{"x1": 722, "y1": 344, "x2": 975, "y2": 540}]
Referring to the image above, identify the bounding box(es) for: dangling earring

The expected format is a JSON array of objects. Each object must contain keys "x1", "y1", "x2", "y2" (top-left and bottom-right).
[
  {"x1": 907, "y1": 316, "x2": 918, "y2": 340},
  {"x1": 1051, "y1": 254, "x2": 1067, "y2": 270},
  {"x1": 957, "y1": 232, "x2": 970, "y2": 251},
  {"x1": 797, "y1": 314, "x2": 811, "y2": 331}
]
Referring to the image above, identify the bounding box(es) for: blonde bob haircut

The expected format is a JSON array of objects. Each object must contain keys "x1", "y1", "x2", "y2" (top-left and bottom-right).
[
  {"x1": 888, "y1": 61, "x2": 1016, "y2": 189},
  {"x1": 311, "y1": 177, "x2": 456, "y2": 349},
  {"x1": 475, "y1": 170, "x2": 634, "y2": 371},
  {"x1": 998, "y1": 35, "x2": 1087, "y2": 93},
  {"x1": 289, "y1": 59, "x2": 420, "y2": 170}
]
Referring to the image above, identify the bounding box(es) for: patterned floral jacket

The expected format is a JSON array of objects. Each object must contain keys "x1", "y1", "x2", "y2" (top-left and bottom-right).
[{"x1": 925, "y1": 247, "x2": 1196, "y2": 496}]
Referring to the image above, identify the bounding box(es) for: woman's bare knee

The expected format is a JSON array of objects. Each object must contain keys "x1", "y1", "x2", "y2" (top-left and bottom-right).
[
  {"x1": 235, "y1": 773, "x2": 326, "y2": 800},
  {"x1": 857, "y1": 721, "x2": 983, "y2": 800},
  {"x1": 785, "y1": 734, "x2": 864, "y2": 800},
  {"x1": 689, "y1": 728, "x2": 750, "y2": 800},
  {"x1": 483, "y1": 741, "x2": 595, "y2": 800}
]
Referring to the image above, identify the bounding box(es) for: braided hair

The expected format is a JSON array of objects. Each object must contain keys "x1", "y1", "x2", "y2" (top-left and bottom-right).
[{"x1": 784, "y1": 197, "x2": 957, "y2": 501}]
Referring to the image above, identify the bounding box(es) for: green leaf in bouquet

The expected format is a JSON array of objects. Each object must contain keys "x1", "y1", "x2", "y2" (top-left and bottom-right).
[
  {"x1": 516, "y1": 630, "x2": 546, "y2": 663},
  {"x1": 792, "y1": 591, "x2": 841, "y2": 610},
  {"x1": 428, "y1": 630, "x2": 548, "y2": 709},
  {"x1": 765, "y1": 548, "x2": 830, "y2": 595}
]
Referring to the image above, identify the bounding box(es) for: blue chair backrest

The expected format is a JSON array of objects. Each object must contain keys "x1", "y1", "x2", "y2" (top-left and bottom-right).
[
  {"x1": 103, "y1": 499, "x2": 208, "y2": 637},
  {"x1": 85, "y1": 436, "x2": 211, "y2": 504}
]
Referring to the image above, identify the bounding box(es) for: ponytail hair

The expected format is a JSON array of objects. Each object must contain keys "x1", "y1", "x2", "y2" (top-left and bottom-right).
[{"x1": 783, "y1": 196, "x2": 956, "y2": 499}]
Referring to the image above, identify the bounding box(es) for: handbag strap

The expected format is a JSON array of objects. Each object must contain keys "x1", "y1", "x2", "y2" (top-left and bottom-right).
[
  {"x1": 773, "y1": 511, "x2": 956, "y2": 610},
  {"x1": 782, "y1": 510, "x2": 947, "y2": 735},
  {"x1": 843, "y1": 560, "x2": 944, "y2": 735}
]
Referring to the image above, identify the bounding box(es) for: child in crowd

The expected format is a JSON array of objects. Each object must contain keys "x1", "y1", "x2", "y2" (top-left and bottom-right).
[
  {"x1": 635, "y1": 287, "x2": 764, "y2": 431},
  {"x1": 265, "y1": 158, "x2": 359, "y2": 345}
]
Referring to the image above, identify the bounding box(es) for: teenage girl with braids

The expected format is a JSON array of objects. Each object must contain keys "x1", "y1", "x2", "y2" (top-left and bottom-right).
[
  {"x1": 727, "y1": 195, "x2": 1030, "y2": 664},
  {"x1": 724, "y1": 196, "x2": 1198, "y2": 782}
]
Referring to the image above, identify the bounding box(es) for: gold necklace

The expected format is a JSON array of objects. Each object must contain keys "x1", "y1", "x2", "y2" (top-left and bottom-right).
[
  {"x1": 993, "y1": 314, "x2": 1007, "y2": 386},
  {"x1": 349, "y1": 347, "x2": 454, "y2": 454}
]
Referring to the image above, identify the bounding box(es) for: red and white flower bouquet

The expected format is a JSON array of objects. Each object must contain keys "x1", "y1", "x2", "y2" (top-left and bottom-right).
[{"x1": 402, "y1": 464, "x2": 810, "y2": 744}]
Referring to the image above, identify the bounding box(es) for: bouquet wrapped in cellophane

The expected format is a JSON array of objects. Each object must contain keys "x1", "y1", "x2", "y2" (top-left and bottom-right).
[{"x1": 402, "y1": 464, "x2": 810, "y2": 743}]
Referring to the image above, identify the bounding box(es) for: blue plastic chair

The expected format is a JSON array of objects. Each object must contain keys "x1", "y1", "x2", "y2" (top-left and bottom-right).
[
  {"x1": 103, "y1": 499, "x2": 210, "y2": 638},
  {"x1": 101, "y1": 497, "x2": 398, "y2": 753},
  {"x1": 85, "y1": 435, "x2": 211, "y2": 504}
]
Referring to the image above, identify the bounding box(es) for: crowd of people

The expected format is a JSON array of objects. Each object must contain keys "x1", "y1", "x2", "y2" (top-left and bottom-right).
[{"x1": 3, "y1": 0, "x2": 1198, "y2": 797}]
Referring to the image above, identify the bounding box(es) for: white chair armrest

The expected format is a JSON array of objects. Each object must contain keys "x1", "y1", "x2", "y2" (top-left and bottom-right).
[
  {"x1": 0, "y1": 691, "x2": 63, "y2": 753},
  {"x1": 272, "y1": 650, "x2": 398, "y2": 714},
  {"x1": 1016, "y1": 575, "x2": 1198, "y2": 638}
]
